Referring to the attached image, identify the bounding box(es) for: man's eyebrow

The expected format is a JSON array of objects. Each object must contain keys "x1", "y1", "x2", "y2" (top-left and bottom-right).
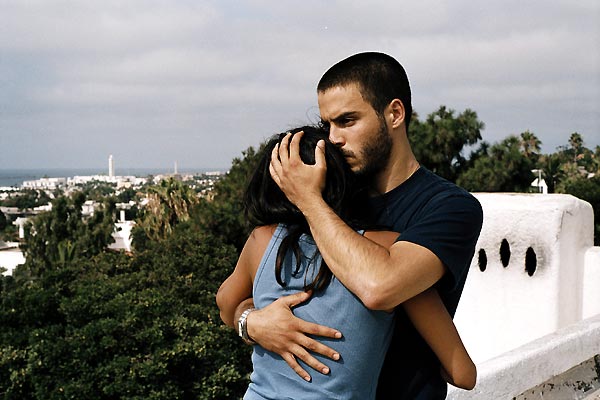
[
  {"x1": 330, "y1": 111, "x2": 358, "y2": 122},
  {"x1": 320, "y1": 111, "x2": 358, "y2": 127}
]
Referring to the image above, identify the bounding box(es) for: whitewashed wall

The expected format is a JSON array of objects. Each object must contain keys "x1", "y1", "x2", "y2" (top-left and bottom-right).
[{"x1": 454, "y1": 193, "x2": 599, "y2": 364}]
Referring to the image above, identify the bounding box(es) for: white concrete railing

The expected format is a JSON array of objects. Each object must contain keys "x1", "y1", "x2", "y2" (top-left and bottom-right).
[
  {"x1": 450, "y1": 193, "x2": 600, "y2": 398},
  {"x1": 448, "y1": 314, "x2": 600, "y2": 399}
]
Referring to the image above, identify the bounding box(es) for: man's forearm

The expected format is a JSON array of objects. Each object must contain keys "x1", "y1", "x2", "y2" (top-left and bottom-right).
[
  {"x1": 299, "y1": 198, "x2": 397, "y2": 309},
  {"x1": 269, "y1": 131, "x2": 443, "y2": 310},
  {"x1": 232, "y1": 298, "x2": 255, "y2": 330},
  {"x1": 300, "y1": 197, "x2": 442, "y2": 310}
]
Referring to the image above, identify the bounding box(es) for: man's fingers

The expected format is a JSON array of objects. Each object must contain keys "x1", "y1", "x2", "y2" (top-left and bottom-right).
[
  {"x1": 289, "y1": 343, "x2": 333, "y2": 376},
  {"x1": 315, "y1": 139, "x2": 326, "y2": 168},
  {"x1": 270, "y1": 144, "x2": 282, "y2": 183},
  {"x1": 289, "y1": 130, "x2": 303, "y2": 163},
  {"x1": 281, "y1": 353, "x2": 312, "y2": 382},
  {"x1": 279, "y1": 132, "x2": 292, "y2": 163},
  {"x1": 297, "y1": 333, "x2": 341, "y2": 362},
  {"x1": 281, "y1": 290, "x2": 312, "y2": 308}
]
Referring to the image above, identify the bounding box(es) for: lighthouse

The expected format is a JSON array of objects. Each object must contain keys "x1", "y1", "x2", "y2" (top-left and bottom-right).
[{"x1": 109, "y1": 155, "x2": 115, "y2": 177}]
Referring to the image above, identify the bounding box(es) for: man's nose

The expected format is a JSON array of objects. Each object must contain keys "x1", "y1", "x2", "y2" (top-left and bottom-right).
[{"x1": 328, "y1": 126, "x2": 345, "y2": 146}]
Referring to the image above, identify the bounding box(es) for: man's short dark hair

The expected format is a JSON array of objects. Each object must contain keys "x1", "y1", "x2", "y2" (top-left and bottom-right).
[{"x1": 317, "y1": 52, "x2": 412, "y2": 131}]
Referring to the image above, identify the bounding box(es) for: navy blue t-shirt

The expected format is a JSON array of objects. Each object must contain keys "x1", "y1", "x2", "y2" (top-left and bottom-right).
[{"x1": 367, "y1": 167, "x2": 483, "y2": 400}]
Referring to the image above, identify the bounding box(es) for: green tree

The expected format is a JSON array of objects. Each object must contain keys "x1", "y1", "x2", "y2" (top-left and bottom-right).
[
  {"x1": 538, "y1": 153, "x2": 564, "y2": 193},
  {"x1": 195, "y1": 145, "x2": 263, "y2": 251},
  {"x1": 0, "y1": 226, "x2": 251, "y2": 399},
  {"x1": 569, "y1": 132, "x2": 584, "y2": 161},
  {"x1": 559, "y1": 176, "x2": 600, "y2": 245},
  {"x1": 133, "y1": 178, "x2": 199, "y2": 248},
  {"x1": 519, "y1": 130, "x2": 542, "y2": 161},
  {"x1": 0, "y1": 189, "x2": 51, "y2": 210},
  {"x1": 457, "y1": 135, "x2": 535, "y2": 192},
  {"x1": 21, "y1": 192, "x2": 116, "y2": 276},
  {"x1": 117, "y1": 187, "x2": 137, "y2": 203},
  {"x1": 409, "y1": 106, "x2": 484, "y2": 182},
  {"x1": 0, "y1": 209, "x2": 7, "y2": 231}
]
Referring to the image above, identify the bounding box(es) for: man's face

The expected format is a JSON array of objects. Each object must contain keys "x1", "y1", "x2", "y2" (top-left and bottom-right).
[{"x1": 318, "y1": 84, "x2": 392, "y2": 178}]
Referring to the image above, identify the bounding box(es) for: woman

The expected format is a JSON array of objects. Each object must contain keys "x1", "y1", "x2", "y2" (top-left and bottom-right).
[{"x1": 217, "y1": 126, "x2": 475, "y2": 399}]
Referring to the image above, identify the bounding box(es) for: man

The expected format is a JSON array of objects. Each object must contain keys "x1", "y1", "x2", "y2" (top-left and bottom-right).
[{"x1": 234, "y1": 52, "x2": 483, "y2": 399}]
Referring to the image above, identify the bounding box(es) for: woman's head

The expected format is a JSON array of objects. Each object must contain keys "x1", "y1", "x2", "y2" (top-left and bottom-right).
[
  {"x1": 244, "y1": 125, "x2": 367, "y2": 292},
  {"x1": 244, "y1": 125, "x2": 355, "y2": 227}
]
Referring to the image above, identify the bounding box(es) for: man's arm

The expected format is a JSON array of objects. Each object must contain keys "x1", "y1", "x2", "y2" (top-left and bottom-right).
[
  {"x1": 269, "y1": 132, "x2": 445, "y2": 310},
  {"x1": 232, "y1": 292, "x2": 342, "y2": 382},
  {"x1": 220, "y1": 227, "x2": 342, "y2": 382}
]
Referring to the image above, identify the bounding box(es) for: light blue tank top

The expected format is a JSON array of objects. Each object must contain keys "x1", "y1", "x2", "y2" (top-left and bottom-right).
[{"x1": 244, "y1": 224, "x2": 394, "y2": 400}]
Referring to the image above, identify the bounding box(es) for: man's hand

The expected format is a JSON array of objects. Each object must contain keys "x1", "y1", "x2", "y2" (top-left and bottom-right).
[
  {"x1": 269, "y1": 131, "x2": 327, "y2": 212},
  {"x1": 246, "y1": 291, "x2": 342, "y2": 382}
]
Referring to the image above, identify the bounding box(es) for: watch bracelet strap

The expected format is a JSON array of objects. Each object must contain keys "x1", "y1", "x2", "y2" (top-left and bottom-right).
[{"x1": 238, "y1": 307, "x2": 256, "y2": 344}]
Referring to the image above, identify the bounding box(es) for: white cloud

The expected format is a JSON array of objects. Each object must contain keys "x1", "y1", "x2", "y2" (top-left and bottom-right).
[{"x1": 0, "y1": 0, "x2": 598, "y2": 168}]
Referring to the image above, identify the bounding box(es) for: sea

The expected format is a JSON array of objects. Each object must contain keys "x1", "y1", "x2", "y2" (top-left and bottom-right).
[{"x1": 0, "y1": 168, "x2": 223, "y2": 188}]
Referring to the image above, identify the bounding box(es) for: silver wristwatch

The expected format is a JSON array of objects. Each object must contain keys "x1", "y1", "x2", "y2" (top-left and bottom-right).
[{"x1": 237, "y1": 308, "x2": 256, "y2": 344}]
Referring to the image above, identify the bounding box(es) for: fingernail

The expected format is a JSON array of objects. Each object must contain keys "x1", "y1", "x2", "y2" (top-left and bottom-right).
[
  {"x1": 304, "y1": 375, "x2": 311, "y2": 382},
  {"x1": 322, "y1": 367, "x2": 330, "y2": 374},
  {"x1": 332, "y1": 353, "x2": 340, "y2": 361},
  {"x1": 334, "y1": 331, "x2": 342, "y2": 339}
]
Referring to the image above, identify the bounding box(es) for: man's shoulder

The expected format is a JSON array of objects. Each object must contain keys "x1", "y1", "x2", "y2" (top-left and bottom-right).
[
  {"x1": 416, "y1": 168, "x2": 480, "y2": 205},
  {"x1": 410, "y1": 169, "x2": 483, "y2": 227}
]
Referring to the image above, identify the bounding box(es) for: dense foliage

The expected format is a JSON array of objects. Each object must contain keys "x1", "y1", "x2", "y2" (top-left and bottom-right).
[
  {"x1": 0, "y1": 226, "x2": 251, "y2": 399},
  {"x1": 0, "y1": 209, "x2": 7, "y2": 232},
  {"x1": 0, "y1": 189, "x2": 52, "y2": 210},
  {"x1": 1, "y1": 150, "x2": 259, "y2": 398},
  {"x1": 193, "y1": 146, "x2": 263, "y2": 252}
]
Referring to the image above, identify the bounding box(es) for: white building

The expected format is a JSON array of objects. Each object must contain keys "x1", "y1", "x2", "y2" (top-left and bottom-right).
[
  {"x1": 13, "y1": 217, "x2": 29, "y2": 239},
  {"x1": 0, "y1": 241, "x2": 25, "y2": 276},
  {"x1": 449, "y1": 193, "x2": 600, "y2": 399},
  {"x1": 108, "y1": 220, "x2": 135, "y2": 253},
  {"x1": 22, "y1": 177, "x2": 67, "y2": 190}
]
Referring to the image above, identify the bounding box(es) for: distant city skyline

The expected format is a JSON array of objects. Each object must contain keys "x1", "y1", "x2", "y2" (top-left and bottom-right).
[{"x1": 1, "y1": 1, "x2": 599, "y2": 169}]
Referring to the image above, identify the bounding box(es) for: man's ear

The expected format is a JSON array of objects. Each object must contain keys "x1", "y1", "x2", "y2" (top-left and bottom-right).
[{"x1": 388, "y1": 99, "x2": 406, "y2": 129}]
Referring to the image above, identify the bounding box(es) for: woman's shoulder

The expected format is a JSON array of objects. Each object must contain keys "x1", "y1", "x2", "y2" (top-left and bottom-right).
[{"x1": 251, "y1": 224, "x2": 278, "y2": 241}]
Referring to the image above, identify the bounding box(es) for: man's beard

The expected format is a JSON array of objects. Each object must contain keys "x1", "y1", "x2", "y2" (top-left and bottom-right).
[{"x1": 352, "y1": 116, "x2": 392, "y2": 179}]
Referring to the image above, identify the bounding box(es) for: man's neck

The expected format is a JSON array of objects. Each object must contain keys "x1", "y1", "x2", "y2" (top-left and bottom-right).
[{"x1": 372, "y1": 143, "x2": 420, "y2": 194}]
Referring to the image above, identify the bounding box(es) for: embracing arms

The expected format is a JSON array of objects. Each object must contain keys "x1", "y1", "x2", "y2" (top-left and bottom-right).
[
  {"x1": 216, "y1": 225, "x2": 342, "y2": 380},
  {"x1": 218, "y1": 226, "x2": 475, "y2": 389},
  {"x1": 268, "y1": 132, "x2": 446, "y2": 310},
  {"x1": 223, "y1": 132, "x2": 478, "y2": 387}
]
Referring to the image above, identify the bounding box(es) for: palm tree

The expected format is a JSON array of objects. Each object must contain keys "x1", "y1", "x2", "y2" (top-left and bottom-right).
[
  {"x1": 519, "y1": 130, "x2": 542, "y2": 159},
  {"x1": 140, "y1": 178, "x2": 199, "y2": 241},
  {"x1": 569, "y1": 132, "x2": 584, "y2": 162},
  {"x1": 540, "y1": 153, "x2": 564, "y2": 193}
]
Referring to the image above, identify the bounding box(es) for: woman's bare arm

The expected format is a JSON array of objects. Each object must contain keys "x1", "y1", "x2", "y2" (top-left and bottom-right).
[
  {"x1": 216, "y1": 226, "x2": 274, "y2": 327},
  {"x1": 218, "y1": 224, "x2": 341, "y2": 381},
  {"x1": 403, "y1": 289, "x2": 477, "y2": 390},
  {"x1": 363, "y1": 230, "x2": 476, "y2": 390}
]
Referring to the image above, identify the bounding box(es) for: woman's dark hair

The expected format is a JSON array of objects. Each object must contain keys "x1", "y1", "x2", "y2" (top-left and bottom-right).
[{"x1": 244, "y1": 125, "x2": 365, "y2": 291}]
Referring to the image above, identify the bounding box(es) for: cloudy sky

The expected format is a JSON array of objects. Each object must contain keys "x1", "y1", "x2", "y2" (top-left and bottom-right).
[{"x1": 1, "y1": 0, "x2": 598, "y2": 171}]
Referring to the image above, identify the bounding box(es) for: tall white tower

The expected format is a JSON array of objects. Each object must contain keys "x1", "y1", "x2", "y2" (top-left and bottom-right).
[
  {"x1": 174, "y1": 161, "x2": 178, "y2": 175},
  {"x1": 109, "y1": 155, "x2": 115, "y2": 177}
]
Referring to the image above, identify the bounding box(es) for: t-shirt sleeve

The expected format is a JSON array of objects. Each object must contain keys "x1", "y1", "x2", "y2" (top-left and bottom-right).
[{"x1": 396, "y1": 192, "x2": 483, "y2": 290}]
